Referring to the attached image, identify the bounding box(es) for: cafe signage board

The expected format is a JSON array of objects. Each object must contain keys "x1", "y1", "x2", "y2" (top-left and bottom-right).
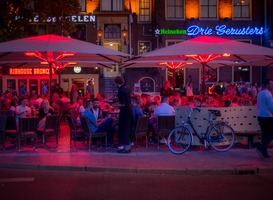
[{"x1": 155, "y1": 25, "x2": 264, "y2": 36}]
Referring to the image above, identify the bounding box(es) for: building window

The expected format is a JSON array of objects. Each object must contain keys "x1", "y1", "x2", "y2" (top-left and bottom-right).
[
  {"x1": 101, "y1": 0, "x2": 123, "y2": 11},
  {"x1": 166, "y1": 0, "x2": 184, "y2": 19},
  {"x1": 200, "y1": 0, "x2": 217, "y2": 19},
  {"x1": 79, "y1": 0, "x2": 86, "y2": 12},
  {"x1": 138, "y1": 41, "x2": 151, "y2": 55},
  {"x1": 139, "y1": 0, "x2": 151, "y2": 22},
  {"x1": 233, "y1": 0, "x2": 250, "y2": 19},
  {"x1": 71, "y1": 24, "x2": 86, "y2": 41},
  {"x1": 7, "y1": 80, "x2": 16, "y2": 93},
  {"x1": 104, "y1": 24, "x2": 121, "y2": 39},
  {"x1": 233, "y1": 40, "x2": 251, "y2": 82},
  {"x1": 166, "y1": 40, "x2": 184, "y2": 46}
]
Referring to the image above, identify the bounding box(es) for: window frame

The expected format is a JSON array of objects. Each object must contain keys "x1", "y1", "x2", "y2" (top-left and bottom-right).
[
  {"x1": 101, "y1": 0, "x2": 124, "y2": 11},
  {"x1": 138, "y1": 0, "x2": 151, "y2": 23},
  {"x1": 199, "y1": 0, "x2": 218, "y2": 20},
  {"x1": 165, "y1": 0, "x2": 185, "y2": 20},
  {"x1": 138, "y1": 41, "x2": 152, "y2": 55},
  {"x1": 232, "y1": 0, "x2": 251, "y2": 20}
]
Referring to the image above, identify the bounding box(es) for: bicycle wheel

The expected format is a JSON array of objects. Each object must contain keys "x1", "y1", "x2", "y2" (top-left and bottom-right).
[
  {"x1": 208, "y1": 122, "x2": 235, "y2": 152},
  {"x1": 167, "y1": 126, "x2": 192, "y2": 155}
]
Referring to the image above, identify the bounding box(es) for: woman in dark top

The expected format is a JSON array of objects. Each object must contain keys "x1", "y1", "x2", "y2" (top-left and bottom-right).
[
  {"x1": 38, "y1": 99, "x2": 55, "y2": 122},
  {"x1": 113, "y1": 76, "x2": 132, "y2": 153}
]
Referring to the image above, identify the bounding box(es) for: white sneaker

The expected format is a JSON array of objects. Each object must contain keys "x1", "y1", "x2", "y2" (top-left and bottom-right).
[
  {"x1": 159, "y1": 138, "x2": 167, "y2": 144},
  {"x1": 130, "y1": 142, "x2": 134, "y2": 147},
  {"x1": 118, "y1": 145, "x2": 124, "y2": 150}
]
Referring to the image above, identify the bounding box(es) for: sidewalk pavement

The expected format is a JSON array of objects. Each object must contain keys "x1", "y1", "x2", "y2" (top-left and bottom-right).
[{"x1": 0, "y1": 124, "x2": 273, "y2": 175}]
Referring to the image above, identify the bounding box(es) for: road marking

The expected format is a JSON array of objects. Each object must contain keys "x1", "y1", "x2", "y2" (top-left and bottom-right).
[{"x1": 0, "y1": 177, "x2": 35, "y2": 183}]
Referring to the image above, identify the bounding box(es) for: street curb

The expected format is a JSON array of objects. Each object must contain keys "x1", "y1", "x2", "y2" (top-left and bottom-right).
[{"x1": 1, "y1": 162, "x2": 273, "y2": 175}]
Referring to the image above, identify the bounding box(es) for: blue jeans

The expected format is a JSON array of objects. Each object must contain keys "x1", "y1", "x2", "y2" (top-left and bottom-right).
[{"x1": 96, "y1": 118, "x2": 115, "y2": 144}]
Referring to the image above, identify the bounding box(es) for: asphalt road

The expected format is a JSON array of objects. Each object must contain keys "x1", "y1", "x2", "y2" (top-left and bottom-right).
[{"x1": 0, "y1": 168, "x2": 273, "y2": 200}]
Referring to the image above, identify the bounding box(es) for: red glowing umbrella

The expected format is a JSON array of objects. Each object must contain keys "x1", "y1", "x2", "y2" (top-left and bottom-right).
[
  {"x1": 126, "y1": 36, "x2": 273, "y2": 97},
  {"x1": 0, "y1": 34, "x2": 129, "y2": 100}
]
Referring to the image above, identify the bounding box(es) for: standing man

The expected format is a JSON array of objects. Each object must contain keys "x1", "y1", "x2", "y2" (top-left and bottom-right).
[
  {"x1": 160, "y1": 80, "x2": 173, "y2": 97},
  {"x1": 113, "y1": 76, "x2": 132, "y2": 153},
  {"x1": 256, "y1": 79, "x2": 273, "y2": 159},
  {"x1": 86, "y1": 80, "x2": 93, "y2": 95}
]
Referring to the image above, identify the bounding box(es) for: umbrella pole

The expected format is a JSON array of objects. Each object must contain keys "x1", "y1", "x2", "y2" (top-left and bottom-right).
[
  {"x1": 173, "y1": 69, "x2": 176, "y2": 92},
  {"x1": 202, "y1": 62, "x2": 206, "y2": 101},
  {"x1": 49, "y1": 62, "x2": 53, "y2": 104}
]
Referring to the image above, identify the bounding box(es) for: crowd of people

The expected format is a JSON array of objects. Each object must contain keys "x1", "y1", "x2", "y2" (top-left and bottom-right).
[{"x1": 0, "y1": 78, "x2": 272, "y2": 156}]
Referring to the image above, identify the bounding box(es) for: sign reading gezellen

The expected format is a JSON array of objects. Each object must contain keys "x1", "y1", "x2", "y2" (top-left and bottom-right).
[
  {"x1": 15, "y1": 15, "x2": 96, "y2": 23},
  {"x1": 155, "y1": 25, "x2": 264, "y2": 36}
]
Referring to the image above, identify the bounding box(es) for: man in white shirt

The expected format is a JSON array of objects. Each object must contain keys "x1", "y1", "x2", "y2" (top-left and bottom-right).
[
  {"x1": 16, "y1": 98, "x2": 32, "y2": 122},
  {"x1": 153, "y1": 96, "x2": 175, "y2": 144},
  {"x1": 256, "y1": 79, "x2": 273, "y2": 159},
  {"x1": 154, "y1": 96, "x2": 175, "y2": 118}
]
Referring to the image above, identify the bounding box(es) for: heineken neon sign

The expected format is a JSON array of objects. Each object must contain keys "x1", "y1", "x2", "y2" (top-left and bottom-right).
[{"x1": 155, "y1": 25, "x2": 264, "y2": 36}]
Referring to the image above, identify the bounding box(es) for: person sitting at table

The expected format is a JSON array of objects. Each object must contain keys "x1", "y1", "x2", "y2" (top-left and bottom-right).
[
  {"x1": 15, "y1": 98, "x2": 31, "y2": 122},
  {"x1": 153, "y1": 96, "x2": 175, "y2": 144},
  {"x1": 131, "y1": 96, "x2": 144, "y2": 145},
  {"x1": 37, "y1": 99, "x2": 55, "y2": 128},
  {"x1": 82, "y1": 99, "x2": 115, "y2": 147}
]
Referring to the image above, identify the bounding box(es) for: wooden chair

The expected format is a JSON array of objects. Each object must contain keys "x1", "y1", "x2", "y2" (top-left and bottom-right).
[
  {"x1": 18, "y1": 117, "x2": 38, "y2": 152},
  {"x1": 68, "y1": 110, "x2": 80, "y2": 124},
  {"x1": 3, "y1": 115, "x2": 18, "y2": 150},
  {"x1": 80, "y1": 116, "x2": 107, "y2": 151},
  {"x1": 0, "y1": 116, "x2": 7, "y2": 149},
  {"x1": 156, "y1": 115, "x2": 176, "y2": 148},
  {"x1": 134, "y1": 115, "x2": 150, "y2": 148},
  {"x1": 37, "y1": 115, "x2": 59, "y2": 147},
  {"x1": 66, "y1": 115, "x2": 84, "y2": 149}
]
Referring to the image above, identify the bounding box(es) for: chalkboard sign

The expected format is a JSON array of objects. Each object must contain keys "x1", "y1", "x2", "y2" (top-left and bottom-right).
[{"x1": 140, "y1": 77, "x2": 155, "y2": 92}]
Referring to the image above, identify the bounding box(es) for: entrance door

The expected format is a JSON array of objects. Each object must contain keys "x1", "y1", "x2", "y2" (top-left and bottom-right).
[
  {"x1": 72, "y1": 78, "x2": 84, "y2": 97},
  {"x1": 103, "y1": 42, "x2": 120, "y2": 77}
]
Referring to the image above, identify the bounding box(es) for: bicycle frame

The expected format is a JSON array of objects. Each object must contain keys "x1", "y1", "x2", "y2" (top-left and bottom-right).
[{"x1": 183, "y1": 108, "x2": 218, "y2": 145}]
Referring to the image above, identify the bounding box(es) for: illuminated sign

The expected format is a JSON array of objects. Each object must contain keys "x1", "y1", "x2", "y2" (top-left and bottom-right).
[
  {"x1": 187, "y1": 25, "x2": 264, "y2": 36},
  {"x1": 155, "y1": 25, "x2": 264, "y2": 36},
  {"x1": 9, "y1": 68, "x2": 55, "y2": 75},
  {"x1": 155, "y1": 29, "x2": 187, "y2": 35},
  {"x1": 15, "y1": 15, "x2": 96, "y2": 23}
]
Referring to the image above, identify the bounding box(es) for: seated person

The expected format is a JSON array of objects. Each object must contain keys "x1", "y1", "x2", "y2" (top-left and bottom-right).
[
  {"x1": 131, "y1": 96, "x2": 144, "y2": 143},
  {"x1": 152, "y1": 96, "x2": 175, "y2": 144},
  {"x1": 15, "y1": 98, "x2": 31, "y2": 122},
  {"x1": 82, "y1": 99, "x2": 115, "y2": 147},
  {"x1": 38, "y1": 99, "x2": 55, "y2": 128}
]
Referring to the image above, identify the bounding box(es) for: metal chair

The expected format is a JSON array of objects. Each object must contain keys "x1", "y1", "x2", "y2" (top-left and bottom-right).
[
  {"x1": 134, "y1": 115, "x2": 150, "y2": 148},
  {"x1": 156, "y1": 115, "x2": 176, "y2": 148},
  {"x1": 66, "y1": 115, "x2": 84, "y2": 149},
  {"x1": 80, "y1": 116, "x2": 107, "y2": 151},
  {"x1": 0, "y1": 115, "x2": 7, "y2": 149},
  {"x1": 3, "y1": 115, "x2": 18, "y2": 150},
  {"x1": 18, "y1": 117, "x2": 38, "y2": 152},
  {"x1": 37, "y1": 115, "x2": 59, "y2": 147}
]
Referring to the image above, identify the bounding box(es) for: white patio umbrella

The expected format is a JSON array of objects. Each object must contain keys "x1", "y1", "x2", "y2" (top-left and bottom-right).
[
  {"x1": 125, "y1": 36, "x2": 273, "y2": 97},
  {"x1": 0, "y1": 34, "x2": 129, "y2": 100}
]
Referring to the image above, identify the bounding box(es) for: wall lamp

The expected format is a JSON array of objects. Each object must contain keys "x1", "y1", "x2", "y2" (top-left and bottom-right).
[
  {"x1": 122, "y1": 27, "x2": 128, "y2": 45},
  {"x1": 97, "y1": 27, "x2": 102, "y2": 45}
]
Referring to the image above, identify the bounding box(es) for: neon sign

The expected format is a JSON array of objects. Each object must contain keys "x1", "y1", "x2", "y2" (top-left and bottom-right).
[
  {"x1": 15, "y1": 15, "x2": 96, "y2": 23},
  {"x1": 187, "y1": 25, "x2": 264, "y2": 36},
  {"x1": 9, "y1": 68, "x2": 55, "y2": 75},
  {"x1": 155, "y1": 29, "x2": 187, "y2": 35},
  {"x1": 155, "y1": 25, "x2": 264, "y2": 36}
]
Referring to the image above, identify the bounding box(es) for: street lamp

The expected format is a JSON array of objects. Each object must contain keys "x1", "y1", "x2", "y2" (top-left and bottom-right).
[
  {"x1": 97, "y1": 27, "x2": 102, "y2": 45},
  {"x1": 122, "y1": 27, "x2": 128, "y2": 45}
]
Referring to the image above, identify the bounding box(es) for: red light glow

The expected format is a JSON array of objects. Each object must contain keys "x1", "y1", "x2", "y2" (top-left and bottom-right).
[
  {"x1": 184, "y1": 53, "x2": 229, "y2": 63},
  {"x1": 25, "y1": 51, "x2": 76, "y2": 63},
  {"x1": 157, "y1": 62, "x2": 193, "y2": 69}
]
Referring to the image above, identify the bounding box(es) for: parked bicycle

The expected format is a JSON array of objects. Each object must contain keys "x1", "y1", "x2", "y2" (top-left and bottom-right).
[{"x1": 167, "y1": 107, "x2": 235, "y2": 155}]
